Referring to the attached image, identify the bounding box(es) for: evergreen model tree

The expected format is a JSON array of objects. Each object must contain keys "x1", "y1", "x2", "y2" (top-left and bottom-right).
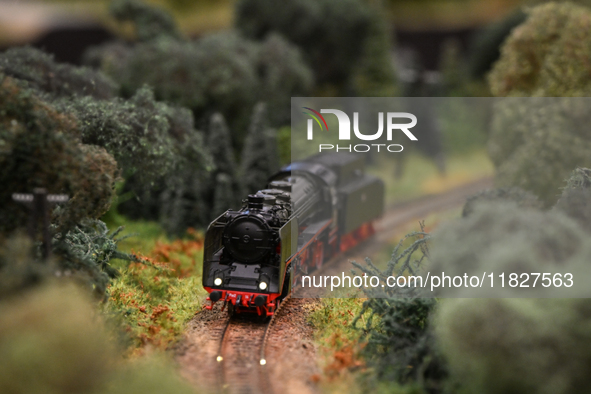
[
  {"x1": 212, "y1": 173, "x2": 235, "y2": 219},
  {"x1": 240, "y1": 103, "x2": 280, "y2": 194},
  {"x1": 208, "y1": 113, "x2": 238, "y2": 178}
]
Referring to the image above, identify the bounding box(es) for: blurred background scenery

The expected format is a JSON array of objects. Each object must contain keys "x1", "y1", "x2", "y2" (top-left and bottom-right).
[{"x1": 2, "y1": 0, "x2": 591, "y2": 393}]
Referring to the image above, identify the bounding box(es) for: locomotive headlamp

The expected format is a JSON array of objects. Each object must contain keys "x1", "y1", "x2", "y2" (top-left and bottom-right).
[
  {"x1": 214, "y1": 277, "x2": 223, "y2": 286},
  {"x1": 258, "y1": 281, "x2": 268, "y2": 290}
]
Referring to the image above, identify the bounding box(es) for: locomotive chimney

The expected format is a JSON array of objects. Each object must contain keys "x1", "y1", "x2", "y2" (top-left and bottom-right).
[{"x1": 247, "y1": 195, "x2": 264, "y2": 210}]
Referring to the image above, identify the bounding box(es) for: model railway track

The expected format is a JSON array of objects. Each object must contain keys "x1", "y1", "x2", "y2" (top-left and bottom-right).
[
  {"x1": 216, "y1": 296, "x2": 292, "y2": 394},
  {"x1": 179, "y1": 176, "x2": 494, "y2": 394},
  {"x1": 315, "y1": 176, "x2": 494, "y2": 278}
]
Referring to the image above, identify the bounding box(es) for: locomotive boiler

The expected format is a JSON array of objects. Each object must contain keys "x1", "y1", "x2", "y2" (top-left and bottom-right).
[{"x1": 202, "y1": 153, "x2": 384, "y2": 316}]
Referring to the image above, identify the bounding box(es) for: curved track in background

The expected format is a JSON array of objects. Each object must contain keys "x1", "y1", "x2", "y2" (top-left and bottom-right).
[{"x1": 315, "y1": 176, "x2": 494, "y2": 278}]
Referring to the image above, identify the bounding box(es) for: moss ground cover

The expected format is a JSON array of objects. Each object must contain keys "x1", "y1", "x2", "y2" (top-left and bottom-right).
[{"x1": 101, "y1": 221, "x2": 208, "y2": 355}]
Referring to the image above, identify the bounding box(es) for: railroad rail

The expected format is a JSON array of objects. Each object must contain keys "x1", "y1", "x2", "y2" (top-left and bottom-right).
[
  {"x1": 179, "y1": 176, "x2": 494, "y2": 394},
  {"x1": 215, "y1": 295, "x2": 293, "y2": 394}
]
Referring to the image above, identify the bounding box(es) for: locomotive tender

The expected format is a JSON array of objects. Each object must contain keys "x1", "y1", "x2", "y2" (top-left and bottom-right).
[{"x1": 203, "y1": 153, "x2": 384, "y2": 316}]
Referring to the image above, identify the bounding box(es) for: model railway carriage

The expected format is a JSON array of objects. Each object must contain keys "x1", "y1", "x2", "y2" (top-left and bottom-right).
[{"x1": 203, "y1": 153, "x2": 384, "y2": 316}]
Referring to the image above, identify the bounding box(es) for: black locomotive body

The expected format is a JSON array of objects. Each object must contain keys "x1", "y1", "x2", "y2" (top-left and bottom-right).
[{"x1": 203, "y1": 153, "x2": 384, "y2": 316}]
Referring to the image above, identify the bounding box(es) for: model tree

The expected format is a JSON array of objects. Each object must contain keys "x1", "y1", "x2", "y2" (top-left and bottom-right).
[
  {"x1": 0, "y1": 75, "x2": 117, "y2": 235},
  {"x1": 487, "y1": 3, "x2": 591, "y2": 205},
  {"x1": 207, "y1": 113, "x2": 243, "y2": 216},
  {"x1": 89, "y1": 0, "x2": 313, "y2": 147},
  {"x1": 240, "y1": 103, "x2": 280, "y2": 194},
  {"x1": 235, "y1": 0, "x2": 397, "y2": 96}
]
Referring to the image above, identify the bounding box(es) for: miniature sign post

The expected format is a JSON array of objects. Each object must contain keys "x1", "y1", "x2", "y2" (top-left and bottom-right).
[{"x1": 12, "y1": 188, "x2": 69, "y2": 260}]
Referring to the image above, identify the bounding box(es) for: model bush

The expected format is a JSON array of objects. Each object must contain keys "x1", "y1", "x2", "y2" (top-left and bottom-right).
[
  {"x1": 430, "y1": 201, "x2": 587, "y2": 284},
  {"x1": 0, "y1": 74, "x2": 118, "y2": 234},
  {"x1": 486, "y1": 3, "x2": 591, "y2": 205},
  {"x1": 462, "y1": 187, "x2": 542, "y2": 218},
  {"x1": 352, "y1": 226, "x2": 447, "y2": 392},
  {"x1": 109, "y1": 0, "x2": 182, "y2": 42},
  {"x1": 54, "y1": 86, "x2": 205, "y2": 185},
  {"x1": 256, "y1": 33, "x2": 315, "y2": 125},
  {"x1": 436, "y1": 297, "x2": 591, "y2": 394},
  {"x1": 2, "y1": 44, "x2": 216, "y2": 234},
  {"x1": 428, "y1": 189, "x2": 591, "y2": 393},
  {"x1": 489, "y1": 2, "x2": 591, "y2": 97},
  {"x1": 0, "y1": 51, "x2": 194, "y2": 288},
  {"x1": 0, "y1": 46, "x2": 117, "y2": 100},
  {"x1": 0, "y1": 282, "x2": 196, "y2": 394},
  {"x1": 488, "y1": 97, "x2": 591, "y2": 205}
]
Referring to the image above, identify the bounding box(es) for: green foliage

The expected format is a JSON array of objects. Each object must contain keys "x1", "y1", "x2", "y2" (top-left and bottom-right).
[
  {"x1": 236, "y1": 0, "x2": 396, "y2": 94},
  {"x1": 207, "y1": 112, "x2": 243, "y2": 215},
  {"x1": 0, "y1": 282, "x2": 196, "y2": 394},
  {"x1": 240, "y1": 103, "x2": 280, "y2": 194},
  {"x1": 0, "y1": 46, "x2": 117, "y2": 100},
  {"x1": 554, "y1": 167, "x2": 591, "y2": 233},
  {"x1": 103, "y1": 32, "x2": 259, "y2": 137},
  {"x1": 351, "y1": 226, "x2": 447, "y2": 392},
  {"x1": 430, "y1": 195, "x2": 591, "y2": 393},
  {"x1": 91, "y1": 4, "x2": 313, "y2": 139},
  {"x1": 256, "y1": 33, "x2": 314, "y2": 125},
  {"x1": 208, "y1": 113, "x2": 237, "y2": 179},
  {"x1": 462, "y1": 187, "x2": 542, "y2": 218},
  {"x1": 0, "y1": 219, "x2": 141, "y2": 299},
  {"x1": 0, "y1": 74, "x2": 118, "y2": 234},
  {"x1": 436, "y1": 297, "x2": 591, "y2": 394},
  {"x1": 348, "y1": 7, "x2": 398, "y2": 97},
  {"x1": 212, "y1": 173, "x2": 235, "y2": 220},
  {"x1": 561, "y1": 166, "x2": 591, "y2": 190},
  {"x1": 488, "y1": 98, "x2": 591, "y2": 205},
  {"x1": 53, "y1": 219, "x2": 138, "y2": 296},
  {"x1": 0, "y1": 55, "x2": 161, "y2": 295},
  {"x1": 54, "y1": 86, "x2": 202, "y2": 185},
  {"x1": 357, "y1": 297, "x2": 444, "y2": 392},
  {"x1": 110, "y1": 0, "x2": 183, "y2": 41},
  {"x1": 489, "y1": 2, "x2": 591, "y2": 97}
]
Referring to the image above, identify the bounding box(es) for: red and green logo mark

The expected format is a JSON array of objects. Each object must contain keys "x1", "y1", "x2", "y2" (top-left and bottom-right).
[{"x1": 302, "y1": 107, "x2": 328, "y2": 132}]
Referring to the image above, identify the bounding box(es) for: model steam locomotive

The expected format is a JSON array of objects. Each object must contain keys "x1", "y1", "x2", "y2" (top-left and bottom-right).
[{"x1": 202, "y1": 153, "x2": 384, "y2": 316}]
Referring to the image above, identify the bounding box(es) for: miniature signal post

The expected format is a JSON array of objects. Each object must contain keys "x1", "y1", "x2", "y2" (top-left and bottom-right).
[{"x1": 12, "y1": 188, "x2": 69, "y2": 260}]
